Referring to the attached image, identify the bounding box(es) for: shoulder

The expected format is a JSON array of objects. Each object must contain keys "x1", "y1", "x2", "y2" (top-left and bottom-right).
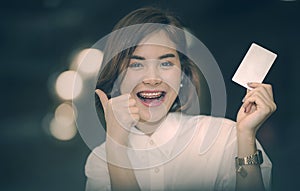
[
  {"x1": 85, "y1": 143, "x2": 108, "y2": 177},
  {"x1": 85, "y1": 143, "x2": 112, "y2": 190},
  {"x1": 176, "y1": 113, "x2": 236, "y2": 130},
  {"x1": 177, "y1": 113, "x2": 237, "y2": 154},
  {"x1": 170, "y1": 112, "x2": 236, "y2": 136}
]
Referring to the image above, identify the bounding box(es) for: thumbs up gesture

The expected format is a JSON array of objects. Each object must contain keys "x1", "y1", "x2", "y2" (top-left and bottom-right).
[{"x1": 95, "y1": 89, "x2": 140, "y2": 146}]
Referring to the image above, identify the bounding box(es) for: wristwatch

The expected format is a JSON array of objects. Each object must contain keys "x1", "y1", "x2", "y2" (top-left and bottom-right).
[{"x1": 235, "y1": 150, "x2": 263, "y2": 177}]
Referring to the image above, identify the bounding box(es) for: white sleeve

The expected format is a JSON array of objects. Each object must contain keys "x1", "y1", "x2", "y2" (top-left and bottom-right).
[
  {"x1": 215, "y1": 128, "x2": 272, "y2": 191},
  {"x1": 256, "y1": 140, "x2": 273, "y2": 191},
  {"x1": 85, "y1": 144, "x2": 111, "y2": 191}
]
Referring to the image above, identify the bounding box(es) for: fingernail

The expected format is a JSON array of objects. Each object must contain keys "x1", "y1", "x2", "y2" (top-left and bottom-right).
[{"x1": 242, "y1": 98, "x2": 245, "y2": 103}]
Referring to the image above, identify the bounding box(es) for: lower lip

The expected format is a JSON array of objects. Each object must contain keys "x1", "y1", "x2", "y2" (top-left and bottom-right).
[{"x1": 138, "y1": 96, "x2": 165, "y2": 107}]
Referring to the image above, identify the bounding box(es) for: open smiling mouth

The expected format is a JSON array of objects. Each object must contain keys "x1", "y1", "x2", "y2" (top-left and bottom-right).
[{"x1": 136, "y1": 91, "x2": 166, "y2": 107}]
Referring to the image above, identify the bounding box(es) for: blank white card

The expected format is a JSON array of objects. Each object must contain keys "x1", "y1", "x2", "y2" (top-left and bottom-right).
[{"x1": 232, "y1": 43, "x2": 277, "y2": 89}]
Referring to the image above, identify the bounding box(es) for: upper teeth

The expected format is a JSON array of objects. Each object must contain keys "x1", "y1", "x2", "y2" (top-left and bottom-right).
[{"x1": 139, "y1": 92, "x2": 163, "y2": 98}]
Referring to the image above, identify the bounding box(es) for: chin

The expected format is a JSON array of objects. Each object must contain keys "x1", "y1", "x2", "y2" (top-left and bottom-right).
[
  {"x1": 142, "y1": 109, "x2": 167, "y2": 122},
  {"x1": 136, "y1": 108, "x2": 169, "y2": 134}
]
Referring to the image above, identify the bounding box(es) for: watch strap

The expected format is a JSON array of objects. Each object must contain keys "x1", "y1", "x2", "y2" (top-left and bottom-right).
[
  {"x1": 235, "y1": 150, "x2": 263, "y2": 178},
  {"x1": 235, "y1": 150, "x2": 263, "y2": 166}
]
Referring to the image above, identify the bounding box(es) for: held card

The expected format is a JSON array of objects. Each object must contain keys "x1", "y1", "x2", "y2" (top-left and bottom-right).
[{"x1": 232, "y1": 43, "x2": 277, "y2": 89}]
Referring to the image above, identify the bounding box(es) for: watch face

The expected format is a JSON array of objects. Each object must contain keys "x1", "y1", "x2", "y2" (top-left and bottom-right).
[{"x1": 237, "y1": 166, "x2": 248, "y2": 178}]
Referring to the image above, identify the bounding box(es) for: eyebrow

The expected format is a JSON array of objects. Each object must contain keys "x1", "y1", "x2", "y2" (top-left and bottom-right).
[
  {"x1": 159, "y1": 53, "x2": 175, "y2": 60},
  {"x1": 130, "y1": 53, "x2": 176, "y2": 60},
  {"x1": 130, "y1": 55, "x2": 145, "y2": 60}
]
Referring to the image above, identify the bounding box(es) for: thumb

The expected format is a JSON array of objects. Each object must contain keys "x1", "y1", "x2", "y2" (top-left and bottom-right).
[
  {"x1": 242, "y1": 89, "x2": 250, "y2": 103},
  {"x1": 95, "y1": 89, "x2": 109, "y2": 111}
]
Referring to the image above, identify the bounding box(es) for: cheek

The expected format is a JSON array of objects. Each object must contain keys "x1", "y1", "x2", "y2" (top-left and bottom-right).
[
  {"x1": 120, "y1": 71, "x2": 142, "y2": 94},
  {"x1": 163, "y1": 70, "x2": 181, "y2": 93}
]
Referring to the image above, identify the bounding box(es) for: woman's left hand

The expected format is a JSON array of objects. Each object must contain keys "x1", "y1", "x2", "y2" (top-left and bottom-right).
[{"x1": 236, "y1": 82, "x2": 277, "y2": 137}]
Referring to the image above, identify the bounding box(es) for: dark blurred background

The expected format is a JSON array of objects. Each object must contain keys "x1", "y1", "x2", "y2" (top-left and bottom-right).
[{"x1": 0, "y1": 0, "x2": 299, "y2": 190}]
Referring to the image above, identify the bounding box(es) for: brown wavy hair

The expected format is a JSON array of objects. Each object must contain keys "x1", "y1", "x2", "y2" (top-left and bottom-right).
[{"x1": 95, "y1": 7, "x2": 201, "y2": 129}]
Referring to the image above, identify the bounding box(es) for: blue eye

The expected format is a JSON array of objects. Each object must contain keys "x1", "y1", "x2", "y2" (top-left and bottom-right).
[
  {"x1": 129, "y1": 62, "x2": 143, "y2": 68},
  {"x1": 160, "y1": 61, "x2": 174, "y2": 67}
]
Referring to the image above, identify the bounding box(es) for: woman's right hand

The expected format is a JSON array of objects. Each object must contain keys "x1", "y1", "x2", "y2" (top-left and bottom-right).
[{"x1": 95, "y1": 89, "x2": 140, "y2": 146}]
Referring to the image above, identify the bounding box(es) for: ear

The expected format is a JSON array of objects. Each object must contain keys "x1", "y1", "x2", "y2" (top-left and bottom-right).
[{"x1": 181, "y1": 71, "x2": 185, "y2": 82}]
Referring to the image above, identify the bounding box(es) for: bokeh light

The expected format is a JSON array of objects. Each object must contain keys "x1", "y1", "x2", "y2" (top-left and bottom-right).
[
  {"x1": 49, "y1": 103, "x2": 78, "y2": 141},
  {"x1": 70, "y1": 48, "x2": 103, "y2": 76},
  {"x1": 55, "y1": 70, "x2": 83, "y2": 100},
  {"x1": 49, "y1": 117, "x2": 77, "y2": 141},
  {"x1": 54, "y1": 102, "x2": 77, "y2": 126}
]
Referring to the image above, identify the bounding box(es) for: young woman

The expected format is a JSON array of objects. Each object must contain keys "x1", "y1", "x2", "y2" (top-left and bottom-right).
[{"x1": 85, "y1": 7, "x2": 276, "y2": 191}]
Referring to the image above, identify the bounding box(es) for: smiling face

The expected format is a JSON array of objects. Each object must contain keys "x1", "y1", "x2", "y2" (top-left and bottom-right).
[{"x1": 120, "y1": 31, "x2": 181, "y2": 131}]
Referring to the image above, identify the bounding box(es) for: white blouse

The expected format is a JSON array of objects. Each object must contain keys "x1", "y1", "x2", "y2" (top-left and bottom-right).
[{"x1": 85, "y1": 112, "x2": 272, "y2": 191}]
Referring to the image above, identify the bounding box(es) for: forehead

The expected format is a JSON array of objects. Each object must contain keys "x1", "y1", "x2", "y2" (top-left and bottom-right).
[
  {"x1": 139, "y1": 30, "x2": 177, "y2": 49},
  {"x1": 133, "y1": 31, "x2": 178, "y2": 58}
]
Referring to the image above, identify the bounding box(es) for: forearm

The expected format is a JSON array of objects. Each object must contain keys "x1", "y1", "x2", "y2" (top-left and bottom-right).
[
  {"x1": 106, "y1": 138, "x2": 140, "y2": 191},
  {"x1": 236, "y1": 131, "x2": 265, "y2": 191}
]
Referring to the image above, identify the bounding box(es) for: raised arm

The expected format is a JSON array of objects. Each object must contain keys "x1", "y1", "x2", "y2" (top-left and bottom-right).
[
  {"x1": 96, "y1": 89, "x2": 141, "y2": 191},
  {"x1": 235, "y1": 82, "x2": 276, "y2": 191}
]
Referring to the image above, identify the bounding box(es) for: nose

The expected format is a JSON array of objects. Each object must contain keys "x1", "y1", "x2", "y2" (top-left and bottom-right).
[
  {"x1": 142, "y1": 65, "x2": 162, "y2": 86},
  {"x1": 143, "y1": 77, "x2": 162, "y2": 86}
]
